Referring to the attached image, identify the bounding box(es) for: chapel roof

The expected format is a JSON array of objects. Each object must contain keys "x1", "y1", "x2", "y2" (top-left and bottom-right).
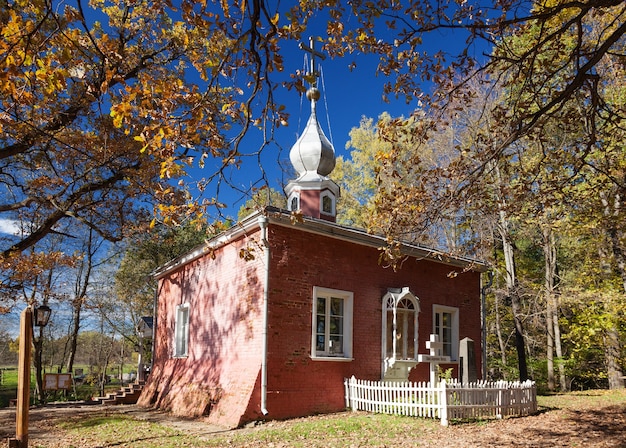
[{"x1": 153, "y1": 207, "x2": 488, "y2": 279}]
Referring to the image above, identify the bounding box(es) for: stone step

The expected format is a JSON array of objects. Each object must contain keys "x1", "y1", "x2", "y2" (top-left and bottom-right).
[{"x1": 93, "y1": 383, "x2": 144, "y2": 405}]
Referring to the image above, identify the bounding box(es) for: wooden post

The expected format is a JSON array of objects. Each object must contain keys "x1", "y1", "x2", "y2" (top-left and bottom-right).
[{"x1": 14, "y1": 307, "x2": 33, "y2": 448}]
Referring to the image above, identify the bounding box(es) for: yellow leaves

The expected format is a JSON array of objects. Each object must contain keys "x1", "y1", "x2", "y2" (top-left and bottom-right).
[
  {"x1": 110, "y1": 102, "x2": 133, "y2": 128},
  {"x1": 156, "y1": 204, "x2": 180, "y2": 226},
  {"x1": 160, "y1": 156, "x2": 186, "y2": 179},
  {"x1": 1, "y1": 11, "x2": 27, "y2": 42}
]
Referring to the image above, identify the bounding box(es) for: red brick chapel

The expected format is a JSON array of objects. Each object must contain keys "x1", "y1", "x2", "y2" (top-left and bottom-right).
[{"x1": 138, "y1": 40, "x2": 487, "y2": 428}]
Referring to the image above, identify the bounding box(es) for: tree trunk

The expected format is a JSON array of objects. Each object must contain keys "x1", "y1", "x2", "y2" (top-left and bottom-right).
[
  {"x1": 554, "y1": 305, "x2": 567, "y2": 391},
  {"x1": 546, "y1": 296, "x2": 555, "y2": 391},
  {"x1": 605, "y1": 327, "x2": 624, "y2": 390},
  {"x1": 498, "y1": 209, "x2": 528, "y2": 382},
  {"x1": 66, "y1": 300, "x2": 82, "y2": 376},
  {"x1": 67, "y1": 228, "x2": 95, "y2": 375},
  {"x1": 494, "y1": 291, "x2": 507, "y2": 368},
  {"x1": 542, "y1": 224, "x2": 559, "y2": 391},
  {"x1": 600, "y1": 190, "x2": 625, "y2": 389}
]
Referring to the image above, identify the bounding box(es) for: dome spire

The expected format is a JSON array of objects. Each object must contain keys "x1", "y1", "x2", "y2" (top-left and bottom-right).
[
  {"x1": 289, "y1": 37, "x2": 336, "y2": 180},
  {"x1": 285, "y1": 37, "x2": 340, "y2": 222}
]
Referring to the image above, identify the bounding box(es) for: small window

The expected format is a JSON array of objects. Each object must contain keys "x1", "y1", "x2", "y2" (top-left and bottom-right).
[
  {"x1": 174, "y1": 304, "x2": 190, "y2": 357},
  {"x1": 290, "y1": 195, "x2": 299, "y2": 211},
  {"x1": 321, "y1": 194, "x2": 333, "y2": 214},
  {"x1": 312, "y1": 287, "x2": 353, "y2": 359},
  {"x1": 433, "y1": 305, "x2": 459, "y2": 361}
]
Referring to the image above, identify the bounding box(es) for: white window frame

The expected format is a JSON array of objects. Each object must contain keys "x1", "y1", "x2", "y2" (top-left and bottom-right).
[
  {"x1": 173, "y1": 303, "x2": 190, "y2": 358},
  {"x1": 311, "y1": 286, "x2": 353, "y2": 360},
  {"x1": 383, "y1": 294, "x2": 419, "y2": 361},
  {"x1": 288, "y1": 192, "x2": 300, "y2": 211},
  {"x1": 320, "y1": 192, "x2": 335, "y2": 215},
  {"x1": 432, "y1": 304, "x2": 459, "y2": 361}
]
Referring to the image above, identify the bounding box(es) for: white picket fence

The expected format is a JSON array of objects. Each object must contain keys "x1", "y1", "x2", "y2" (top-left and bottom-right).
[{"x1": 344, "y1": 376, "x2": 537, "y2": 426}]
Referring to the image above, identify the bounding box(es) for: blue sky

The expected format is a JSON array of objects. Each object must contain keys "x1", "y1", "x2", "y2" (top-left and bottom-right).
[
  {"x1": 202, "y1": 20, "x2": 482, "y2": 220},
  {"x1": 0, "y1": 5, "x2": 488, "y2": 231}
]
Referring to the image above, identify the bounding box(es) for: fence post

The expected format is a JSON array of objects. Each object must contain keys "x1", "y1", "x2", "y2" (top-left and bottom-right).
[
  {"x1": 349, "y1": 375, "x2": 356, "y2": 412},
  {"x1": 439, "y1": 380, "x2": 448, "y2": 426}
]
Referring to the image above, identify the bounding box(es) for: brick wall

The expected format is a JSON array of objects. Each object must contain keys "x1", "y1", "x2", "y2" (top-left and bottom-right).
[
  {"x1": 263, "y1": 223, "x2": 482, "y2": 419},
  {"x1": 140, "y1": 219, "x2": 482, "y2": 427},
  {"x1": 138, "y1": 228, "x2": 266, "y2": 428}
]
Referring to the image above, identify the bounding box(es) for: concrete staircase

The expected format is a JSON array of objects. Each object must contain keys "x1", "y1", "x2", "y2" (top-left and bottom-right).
[{"x1": 92, "y1": 382, "x2": 145, "y2": 405}]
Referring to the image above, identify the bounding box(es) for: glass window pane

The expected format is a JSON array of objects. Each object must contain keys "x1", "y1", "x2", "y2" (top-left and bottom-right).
[
  {"x1": 407, "y1": 314, "x2": 415, "y2": 358},
  {"x1": 322, "y1": 195, "x2": 332, "y2": 213},
  {"x1": 175, "y1": 307, "x2": 189, "y2": 356},
  {"x1": 386, "y1": 311, "x2": 394, "y2": 357},
  {"x1": 317, "y1": 335, "x2": 325, "y2": 352},
  {"x1": 330, "y1": 297, "x2": 343, "y2": 316},
  {"x1": 314, "y1": 292, "x2": 349, "y2": 357},
  {"x1": 443, "y1": 327, "x2": 452, "y2": 342},
  {"x1": 396, "y1": 324, "x2": 404, "y2": 358},
  {"x1": 317, "y1": 297, "x2": 326, "y2": 314},
  {"x1": 317, "y1": 315, "x2": 325, "y2": 333},
  {"x1": 330, "y1": 316, "x2": 343, "y2": 334},
  {"x1": 330, "y1": 335, "x2": 343, "y2": 354}
]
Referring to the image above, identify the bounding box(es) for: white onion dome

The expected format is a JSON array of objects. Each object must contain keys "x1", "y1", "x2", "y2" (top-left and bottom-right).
[{"x1": 289, "y1": 88, "x2": 336, "y2": 180}]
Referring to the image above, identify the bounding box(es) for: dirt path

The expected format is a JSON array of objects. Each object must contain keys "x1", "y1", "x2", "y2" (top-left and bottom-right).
[
  {"x1": 1, "y1": 398, "x2": 625, "y2": 447},
  {"x1": 0, "y1": 403, "x2": 227, "y2": 444}
]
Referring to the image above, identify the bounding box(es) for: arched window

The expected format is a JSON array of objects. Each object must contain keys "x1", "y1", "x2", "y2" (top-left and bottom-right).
[
  {"x1": 322, "y1": 194, "x2": 333, "y2": 214},
  {"x1": 290, "y1": 195, "x2": 299, "y2": 211},
  {"x1": 382, "y1": 288, "x2": 420, "y2": 361},
  {"x1": 320, "y1": 193, "x2": 335, "y2": 215}
]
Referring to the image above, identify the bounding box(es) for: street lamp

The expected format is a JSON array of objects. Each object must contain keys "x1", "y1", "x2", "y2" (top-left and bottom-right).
[
  {"x1": 8, "y1": 305, "x2": 51, "y2": 448},
  {"x1": 33, "y1": 306, "x2": 51, "y2": 329}
]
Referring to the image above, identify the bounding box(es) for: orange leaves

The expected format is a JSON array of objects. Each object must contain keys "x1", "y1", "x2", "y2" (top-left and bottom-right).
[
  {"x1": 1, "y1": 251, "x2": 77, "y2": 287},
  {"x1": 239, "y1": 246, "x2": 256, "y2": 261},
  {"x1": 110, "y1": 102, "x2": 133, "y2": 128}
]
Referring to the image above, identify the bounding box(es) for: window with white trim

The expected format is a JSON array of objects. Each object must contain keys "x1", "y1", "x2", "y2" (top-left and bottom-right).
[
  {"x1": 312, "y1": 287, "x2": 353, "y2": 359},
  {"x1": 174, "y1": 303, "x2": 190, "y2": 357},
  {"x1": 321, "y1": 193, "x2": 334, "y2": 215},
  {"x1": 288, "y1": 192, "x2": 299, "y2": 211},
  {"x1": 433, "y1": 305, "x2": 459, "y2": 361},
  {"x1": 385, "y1": 296, "x2": 419, "y2": 360}
]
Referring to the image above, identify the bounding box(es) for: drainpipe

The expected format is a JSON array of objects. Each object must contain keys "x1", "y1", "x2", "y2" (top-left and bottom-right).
[
  {"x1": 150, "y1": 285, "x2": 158, "y2": 375},
  {"x1": 258, "y1": 216, "x2": 270, "y2": 416},
  {"x1": 481, "y1": 271, "x2": 494, "y2": 380}
]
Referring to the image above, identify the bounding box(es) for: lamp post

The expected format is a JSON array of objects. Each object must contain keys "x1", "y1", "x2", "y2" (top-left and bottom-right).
[{"x1": 9, "y1": 305, "x2": 51, "y2": 448}]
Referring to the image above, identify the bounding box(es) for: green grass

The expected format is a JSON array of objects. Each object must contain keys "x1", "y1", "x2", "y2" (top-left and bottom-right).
[
  {"x1": 30, "y1": 388, "x2": 626, "y2": 447},
  {"x1": 203, "y1": 413, "x2": 441, "y2": 447},
  {"x1": 537, "y1": 388, "x2": 626, "y2": 409},
  {"x1": 0, "y1": 367, "x2": 18, "y2": 407},
  {"x1": 0, "y1": 365, "x2": 134, "y2": 407},
  {"x1": 58, "y1": 411, "x2": 440, "y2": 448},
  {"x1": 57, "y1": 415, "x2": 201, "y2": 448}
]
